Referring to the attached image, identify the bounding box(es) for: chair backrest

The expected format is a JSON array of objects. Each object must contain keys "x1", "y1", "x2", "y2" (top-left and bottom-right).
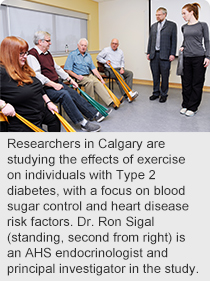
[
  {"x1": 97, "y1": 61, "x2": 113, "y2": 90},
  {"x1": 97, "y1": 61, "x2": 106, "y2": 73}
]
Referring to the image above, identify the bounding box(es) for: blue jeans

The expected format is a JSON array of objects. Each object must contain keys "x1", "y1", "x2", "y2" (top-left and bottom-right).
[{"x1": 44, "y1": 82, "x2": 98, "y2": 124}]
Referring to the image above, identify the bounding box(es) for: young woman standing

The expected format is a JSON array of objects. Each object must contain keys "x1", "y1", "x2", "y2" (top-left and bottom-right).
[{"x1": 180, "y1": 3, "x2": 210, "y2": 117}]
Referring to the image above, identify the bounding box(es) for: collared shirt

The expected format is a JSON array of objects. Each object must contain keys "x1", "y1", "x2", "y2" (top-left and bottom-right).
[
  {"x1": 64, "y1": 48, "x2": 96, "y2": 75},
  {"x1": 27, "y1": 45, "x2": 69, "y2": 85},
  {"x1": 155, "y1": 19, "x2": 166, "y2": 51},
  {"x1": 97, "y1": 46, "x2": 125, "y2": 68}
]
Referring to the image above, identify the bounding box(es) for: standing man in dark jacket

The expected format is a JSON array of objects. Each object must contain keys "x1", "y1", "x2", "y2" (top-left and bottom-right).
[{"x1": 147, "y1": 7, "x2": 177, "y2": 102}]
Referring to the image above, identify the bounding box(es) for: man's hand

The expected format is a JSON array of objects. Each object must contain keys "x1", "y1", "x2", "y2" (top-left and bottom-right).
[
  {"x1": 100, "y1": 78, "x2": 105, "y2": 85},
  {"x1": 52, "y1": 82, "x2": 63, "y2": 91},
  {"x1": 120, "y1": 68, "x2": 124, "y2": 74},
  {"x1": 77, "y1": 75, "x2": 84, "y2": 81},
  {"x1": 71, "y1": 79, "x2": 78, "y2": 88},
  {"x1": 169, "y1": 55, "x2": 175, "y2": 62},
  {"x1": 147, "y1": 54, "x2": 150, "y2": 60}
]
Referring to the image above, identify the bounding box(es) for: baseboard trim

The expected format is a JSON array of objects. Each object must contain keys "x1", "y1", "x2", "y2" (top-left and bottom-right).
[{"x1": 133, "y1": 79, "x2": 210, "y2": 93}]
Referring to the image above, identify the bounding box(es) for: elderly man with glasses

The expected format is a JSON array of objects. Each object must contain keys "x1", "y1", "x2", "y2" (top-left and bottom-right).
[
  {"x1": 97, "y1": 38, "x2": 137, "y2": 101},
  {"x1": 147, "y1": 7, "x2": 177, "y2": 103},
  {"x1": 27, "y1": 31, "x2": 110, "y2": 132}
]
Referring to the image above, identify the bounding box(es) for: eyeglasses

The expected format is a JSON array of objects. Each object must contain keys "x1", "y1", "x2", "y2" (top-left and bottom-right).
[
  {"x1": 19, "y1": 51, "x2": 29, "y2": 57},
  {"x1": 43, "y1": 39, "x2": 51, "y2": 43}
]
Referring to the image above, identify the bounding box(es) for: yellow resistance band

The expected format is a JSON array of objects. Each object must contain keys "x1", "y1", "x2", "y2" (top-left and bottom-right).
[
  {"x1": 108, "y1": 64, "x2": 134, "y2": 101},
  {"x1": 54, "y1": 111, "x2": 76, "y2": 132},
  {"x1": 1, "y1": 111, "x2": 75, "y2": 132},
  {"x1": 103, "y1": 84, "x2": 121, "y2": 108},
  {"x1": 0, "y1": 112, "x2": 8, "y2": 122},
  {"x1": 15, "y1": 113, "x2": 45, "y2": 132}
]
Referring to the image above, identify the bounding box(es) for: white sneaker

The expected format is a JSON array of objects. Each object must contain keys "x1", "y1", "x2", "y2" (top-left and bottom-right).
[
  {"x1": 129, "y1": 90, "x2": 138, "y2": 98},
  {"x1": 180, "y1": 108, "x2": 187, "y2": 115},
  {"x1": 127, "y1": 91, "x2": 138, "y2": 102},
  {"x1": 130, "y1": 91, "x2": 139, "y2": 98},
  {"x1": 185, "y1": 110, "x2": 197, "y2": 117}
]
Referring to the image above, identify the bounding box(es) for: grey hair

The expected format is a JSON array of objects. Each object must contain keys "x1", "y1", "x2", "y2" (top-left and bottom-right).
[
  {"x1": 78, "y1": 38, "x2": 88, "y2": 45},
  {"x1": 157, "y1": 7, "x2": 167, "y2": 15},
  {"x1": 33, "y1": 31, "x2": 51, "y2": 45}
]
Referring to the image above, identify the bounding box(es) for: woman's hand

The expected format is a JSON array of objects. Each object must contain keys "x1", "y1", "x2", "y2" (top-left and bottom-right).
[
  {"x1": 47, "y1": 102, "x2": 58, "y2": 114},
  {"x1": 1, "y1": 103, "x2": 16, "y2": 117},
  {"x1": 204, "y1": 58, "x2": 210, "y2": 68}
]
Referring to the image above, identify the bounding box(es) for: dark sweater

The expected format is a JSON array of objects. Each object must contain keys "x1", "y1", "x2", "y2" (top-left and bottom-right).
[
  {"x1": 28, "y1": 48, "x2": 58, "y2": 82},
  {"x1": 0, "y1": 66, "x2": 45, "y2": 131}
]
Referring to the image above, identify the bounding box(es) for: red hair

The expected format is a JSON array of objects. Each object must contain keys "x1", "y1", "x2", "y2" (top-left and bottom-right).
[
  {"x1": 182, "y1": 3, "x2": 201, "y2": 20},
  {"x1": 0, "y1": 36, "x2": 35, "y2": 86}
]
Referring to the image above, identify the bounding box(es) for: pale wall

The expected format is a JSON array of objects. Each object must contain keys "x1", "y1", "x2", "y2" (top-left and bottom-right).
[
  {"x1": 26, "y1": 0, "x2": 99, "y2": 65},
  {"x1": 26, "y1": 0, "x2": 209, "y2": 87},
  {"x1": 98, "y1": 0, "x2": 210, "y2": 87}
]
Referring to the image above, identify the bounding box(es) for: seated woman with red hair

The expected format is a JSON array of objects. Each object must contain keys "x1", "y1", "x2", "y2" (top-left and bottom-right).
[{"x1": 0, "y1": 36, "x2": 60, "y2": 132}]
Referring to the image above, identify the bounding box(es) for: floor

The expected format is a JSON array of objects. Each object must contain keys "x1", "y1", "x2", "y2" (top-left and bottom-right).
[{"x1": 61, "y1": 83, "x2": 210, "y2": 132}]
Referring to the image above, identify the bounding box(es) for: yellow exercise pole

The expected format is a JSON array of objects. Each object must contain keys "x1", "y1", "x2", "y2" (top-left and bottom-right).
[
  {"x1": 111, "y1": 65, "x2": 132, "y2": 91},
  {"x1": 2, "y1": 111, "x2": 75, "y2": 132},
  {"x1": 0, "y1": 112, "x2": 8, "y2": 122},
  {"x1": 54, "y1": 111, "x2": 76, "y2": 132},
  {"x1": 108, "y1": 64, "x2": 134, "y2": 102},
  {"x1": 103, "y1": 84, "x2": 121, "y2": 108},
  {"x1": 16, "y1": 113, "x2": 45, "y2": 132}
]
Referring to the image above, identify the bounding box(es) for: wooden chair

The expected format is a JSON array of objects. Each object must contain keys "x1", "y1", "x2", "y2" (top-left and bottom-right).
[{"x1": 97, "y1": 61, "x2": 114, "y2": 90}]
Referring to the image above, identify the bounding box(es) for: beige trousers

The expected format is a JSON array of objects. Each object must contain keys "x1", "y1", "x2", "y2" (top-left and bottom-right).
[{"x1": 78, "y1": 74, "x2": 113, "y2": 106}]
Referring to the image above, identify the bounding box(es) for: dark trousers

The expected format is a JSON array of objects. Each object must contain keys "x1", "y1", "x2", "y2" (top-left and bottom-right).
[
  {"x1": 7, "y1": 107, "x2": 60, "y2": 132},
  {"x1": 150, "y1": 51, "x2": 171, "y2": 96},
  {"x1": 45, "y1": 82, "x2": 97, "y2": 124},
  {"x1": 41, "y1": 107, "x2": 61, "y2": 132},
  {"x1": 181, "y1": 56, "x2": 206, "y2": 111},
  {"x1": 0, "y1": 121, "x2": 8, "y2": 132}
]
